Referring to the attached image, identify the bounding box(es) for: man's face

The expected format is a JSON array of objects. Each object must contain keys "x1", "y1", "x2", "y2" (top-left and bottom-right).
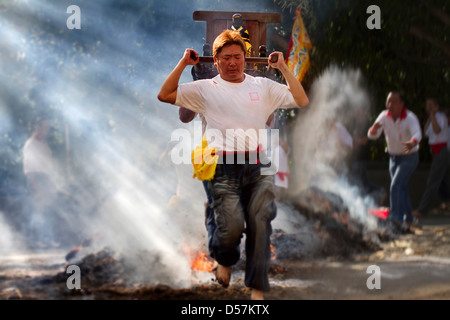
[
  {"x1": 36, "y1": 120, "x2": 51, "y2": 139},
  {"x1": 426, "y1": 99, "x2": 438, "y2": 114},
  {"x1": 386, "y1": 92, "x2": 404, "y2": 119},
  {"x1": 214, "y1": 44, "x2": 245, "y2": 83}
]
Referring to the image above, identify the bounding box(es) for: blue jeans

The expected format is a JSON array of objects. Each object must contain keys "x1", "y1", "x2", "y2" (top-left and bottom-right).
[
  {"x1": 202, "y1": 180, "x2": 215, "y2": 257},
  {"x1": 389, "y1": 152, "x2": 419, "y2": 223},
  {"x1": 207, "y1": 162, "x2": 276, "y2": 292},
  {"x1": 418, "y1": 148, "x2": 450, "y2": 213}
]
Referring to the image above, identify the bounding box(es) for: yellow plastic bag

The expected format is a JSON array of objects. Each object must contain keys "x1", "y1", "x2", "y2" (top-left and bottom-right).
[{"x1": 191, "y1": 136, "x2": 219, "y2": 181}]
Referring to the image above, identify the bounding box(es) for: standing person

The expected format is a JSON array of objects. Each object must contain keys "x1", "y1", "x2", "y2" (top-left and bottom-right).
[
  {"x1": 158, "y1": 30, "x2": 309, "y2": 300},
  {"x1": 368, "y1": 91, "x2": 422, "y2": 234},
  {"x1": 23, "y1": 114, "x2": 64, "y2": 247},
  {"x1": 23, "y1": 115, "x2": 61, "y2": 199},
  {"x1": 413, "y1": 98, "x2": 450, "y2": 219}
]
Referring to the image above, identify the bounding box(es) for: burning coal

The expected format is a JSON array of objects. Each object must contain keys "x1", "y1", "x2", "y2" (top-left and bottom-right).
[{"x1": 189, "y1": 251, "x2": 215, "y2": 273}]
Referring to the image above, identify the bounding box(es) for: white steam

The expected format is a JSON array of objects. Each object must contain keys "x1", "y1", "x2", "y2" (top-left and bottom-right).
[{"x1": 292, "y1": 66, "x2": 379, "y2": 230}]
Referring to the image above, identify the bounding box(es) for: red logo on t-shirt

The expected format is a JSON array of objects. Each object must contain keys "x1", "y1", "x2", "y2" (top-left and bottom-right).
[{"x1": 249, "y1": 92, "x2": 260, "y2": 102}]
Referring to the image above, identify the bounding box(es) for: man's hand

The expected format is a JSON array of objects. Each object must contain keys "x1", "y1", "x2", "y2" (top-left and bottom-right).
[
  {"x1": 430, "y1": 107, "x2": 438, "y2": 117},
  {"x1": 370, "y1": 122, "x2": 382, "y2": 135},
  {"x1": 158, "y1": 48, "x2": 198, "y2": 104},
  {"x1": 268, "y1": 51, "x2": 309, "y2": 107},
  {"x1": 268, "y1": 52, "x2": 284, "y2": 70},
  {"x1": 426, "y1": 103, "x2": 438, "y2": 116},
  {"x1": 183, "y1": 49, "x2": 199, "y2": 66},
  {"x1": 402, "y1": 139, "x2": 418, "y2": 154}
]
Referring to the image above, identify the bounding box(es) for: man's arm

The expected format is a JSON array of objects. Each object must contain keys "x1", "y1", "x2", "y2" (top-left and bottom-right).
[
  {"x1": 268, "y1": 52, "x2": 309, "y2": 107},
  {"x1": 429, "y1": 111, "x2": 442, "y2": 134},
  {"x1": 368, "y1": 122, "x2": 383, "y2": 138},
  {"x1": 367, "y1": 113, "x2": 385, "y2": 140},
  {"x1": 158, "y1": 49, "x2": 199, "y2": 104},
  {"x1": 403, "y1": 113, "x2": 422, "y2": 153}
]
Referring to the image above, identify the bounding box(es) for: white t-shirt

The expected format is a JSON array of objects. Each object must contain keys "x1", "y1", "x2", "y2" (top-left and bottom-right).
[
  {"x1": 368, "y1": 109, "x2": 422, "y2": 155},
  {"x1": 425, "y1": 111, "x2": 448, "y2": 145},
  {"x1": 175, "y1": 74, "x2": 298, "y2": 152},
  {"x1": 23, "y1": 135, "x2": 60, "y2": 185}
]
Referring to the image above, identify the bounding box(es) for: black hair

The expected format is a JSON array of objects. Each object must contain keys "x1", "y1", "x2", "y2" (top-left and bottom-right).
[
  {"x1": 34, "y1": 113, "x2": 51, "y2": 126},
  {"x1": 390, "y1": 91, "x2": 406, "y2": 104},
  {"x1": 427, "y1": 97, "x2": 439, "y2": 107}
]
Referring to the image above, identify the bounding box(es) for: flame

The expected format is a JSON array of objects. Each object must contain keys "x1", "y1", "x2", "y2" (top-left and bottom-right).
[
  {"x1": 269, "y1": 244, "x2": 287, "y2": 274},
  {"x1": 190, "y1": 251, "x2": 215, "y2": 272},
  {"x1": 190, "y1": 245, "x2": 277, "y2": 272},
  {"x1": 270, "y1": 244, "x2": 277, "y2": 260}
]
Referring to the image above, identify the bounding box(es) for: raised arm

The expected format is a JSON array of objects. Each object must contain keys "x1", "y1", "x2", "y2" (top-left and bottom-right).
[
  {"x1": 368, "y1": 112, "x2": 385, "y2": 140},
  {"x1": 368, "y1": 122, "x2": 383, "y2": 140},
  {"x1": 157, "y1": 49, "x2": 199, "y2": 104},
  {"x1": 268, "y1": 52, "x2": 309, "y2": 107},
  {"x1": 429, "y1": 110, "x2": 442, "y2": 134}
]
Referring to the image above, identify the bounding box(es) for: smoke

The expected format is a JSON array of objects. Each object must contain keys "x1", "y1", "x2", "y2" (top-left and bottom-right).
[
  {"x1": 292, "y1": 65, "x2": 379, "y2": 230},
  {"x1": 0, "y1": 212, "x2": 28, "y2": 256}
]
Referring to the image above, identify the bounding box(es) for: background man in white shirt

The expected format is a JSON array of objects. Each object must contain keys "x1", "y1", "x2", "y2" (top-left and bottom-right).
[
  {"x1": 158, "y1": 30, "x2": 309, "y2": 299},
  {"x1": 413, "y1": 98, "x2": 450, "y2": 218},
  {"x1": 368, "y1": 91, "x2": 422, "y2": 234},
  {"x1": 23, "y1": 114, "x2": 63, "y2": 247},
  {"x1": 23, "y1": 115, "x2": 62, "y2": 210}
]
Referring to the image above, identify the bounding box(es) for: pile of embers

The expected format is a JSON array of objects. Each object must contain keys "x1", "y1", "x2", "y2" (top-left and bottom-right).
[{"x1": 290, "y1": 186, "x2": 392, "y2": 258}]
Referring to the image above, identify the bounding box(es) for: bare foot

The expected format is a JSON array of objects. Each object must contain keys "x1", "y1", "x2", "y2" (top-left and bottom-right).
[
  {"x1": 413, "y1": 210, "x2": 423, "y2": 218},
  {"x1": 251, "y1": 289, "x2": 264, "y2": 300},
  {"x1": 213, "y1": 263, "x2": 231, "y2": 288}
]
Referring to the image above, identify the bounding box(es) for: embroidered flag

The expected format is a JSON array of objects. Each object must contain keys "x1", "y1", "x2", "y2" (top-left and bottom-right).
[{"x1": 285, "y1": 9, "x2": 312, "y2": 82}]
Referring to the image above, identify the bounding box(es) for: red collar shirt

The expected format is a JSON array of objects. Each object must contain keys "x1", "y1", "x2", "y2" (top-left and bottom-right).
[
  {"x1": 425, "y1": 111, "x2": 448, "y2": 155},
  {"x1": 368, "y1": 108, "x2": 422, "y2": 156}
]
